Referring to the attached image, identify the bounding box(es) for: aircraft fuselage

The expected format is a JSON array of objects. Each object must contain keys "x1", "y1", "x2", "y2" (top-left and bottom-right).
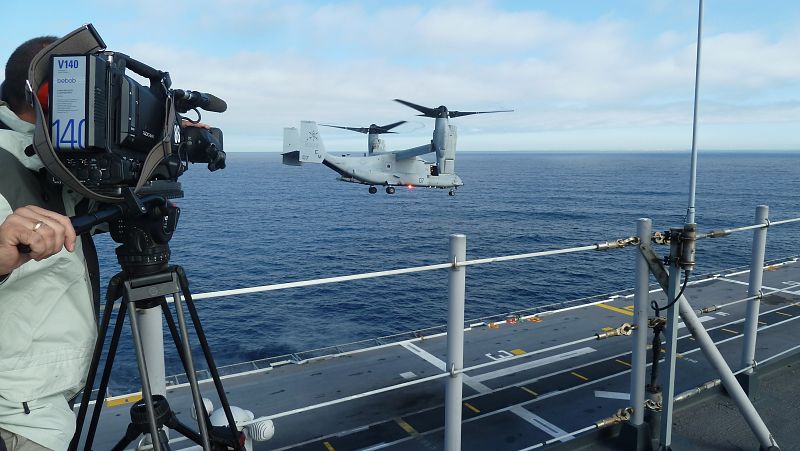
[{"x1": 323, "y1": 153, "x2": 463, "y2": 188}]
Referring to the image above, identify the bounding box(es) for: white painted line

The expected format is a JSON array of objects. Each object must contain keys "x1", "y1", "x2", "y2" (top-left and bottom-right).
[
  {"x1": 471, "y1": 347, "x2": 596, "y2": 383},
  {"x1": 717, "y1": 278, "x2": 782, "y2": 292},
  {"x1": 594, "y1": 390, "x2": 630, "y2": 400},
  {"x1": 510, "y1": 406, "x2": 574, "y2": 442},
  {"x1": 400, "y1": 342, "x2": 492, "y2": 394},
  {"x1": 678, "y1": 315, "x2": 714, "y2": 329},
  {"x1": 399, "y1": 371, "x2": 417, "y2": 380}
]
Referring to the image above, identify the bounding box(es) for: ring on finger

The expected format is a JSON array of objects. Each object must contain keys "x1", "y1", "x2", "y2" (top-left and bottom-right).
[{"x1": 32, "y1": 221, "x2": 45, "y2": 232}]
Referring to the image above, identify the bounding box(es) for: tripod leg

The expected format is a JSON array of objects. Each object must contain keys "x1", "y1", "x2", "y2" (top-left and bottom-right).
[
  {"x1": 160, "y1": 300, "x2": 212, "y2": 431},
  {"x1": 84, "y1": 299, "x2": 128, "y2": 451},
  {"x1": 109, "y1": 422, "x2": 142, "y2": 451},
  {"x1": 71, "y1": 273, "x2": 124, "y2": 451},
  {"x1": 126, "y1": 293, "x2": 164, "y2": 451},
  {"x1": 175, "y1": 266, "x2": 242, "y2": 450},
  {"x1": 161, "y1": 291, "x2": 212, "y2": 451}
]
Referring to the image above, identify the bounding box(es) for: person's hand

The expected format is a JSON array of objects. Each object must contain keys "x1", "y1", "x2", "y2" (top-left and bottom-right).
[
  {"x1": 0, "y1": 205, "x2": 76, "y2": 276},
  {"x1": 181, "y1": 118, "x2": 211, "y2": 129}
]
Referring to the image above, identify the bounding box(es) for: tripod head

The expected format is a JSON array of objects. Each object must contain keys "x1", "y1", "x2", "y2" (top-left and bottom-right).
[{"x1": 71, "y1": 188, "x2": 180, "y2": 277}]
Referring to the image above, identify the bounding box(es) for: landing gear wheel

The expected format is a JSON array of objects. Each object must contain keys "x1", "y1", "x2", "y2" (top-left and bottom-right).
[
  {"x1": 369, "y1": 186, "x2": 377, "y2": 194},
  {"x1": 386, "y1": 186, "x2": 396, "y2": 194}
]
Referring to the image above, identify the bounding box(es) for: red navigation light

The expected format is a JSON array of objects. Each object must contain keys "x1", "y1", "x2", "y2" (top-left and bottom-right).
[{"x1": 406, "y1": 184, "x2": 413, "y2": 189}]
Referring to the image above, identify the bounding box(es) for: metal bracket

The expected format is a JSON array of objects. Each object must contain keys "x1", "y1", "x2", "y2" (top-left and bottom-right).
[
  {"x1": 595, "y1": 236, "x2": 640, "y2": 251},
  {"x1": 595, "y1": 322, "x2": 634, "y2": 339},
  {"x1": 595, "y1": 407, "x2": 634, "y2": 428},
  {"x1": 644, "y1": 399, "x2": 662, "y2": 412}
]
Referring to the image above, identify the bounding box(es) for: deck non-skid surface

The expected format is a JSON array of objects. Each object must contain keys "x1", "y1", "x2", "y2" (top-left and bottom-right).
[{"x1": 83, "y1": 260, "x2": 800, "y2": 450}]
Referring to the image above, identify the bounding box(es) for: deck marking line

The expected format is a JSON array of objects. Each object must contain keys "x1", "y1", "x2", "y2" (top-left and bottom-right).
[
  {"x1": 594, "y1": 390, "x2": 630, "y2": 400},
  {"x1": 520, "y1": 386, "x2": 538, "y2": 397},
  {"x1": 463, "y1": 402, "x2": 480, "y2": 413},
  {"x1": 509, "y1": 406, "x2": 574, "y2": 442},
  {"x1": 395, "y1": 418, "x2": 418, "y2": 436},
  {"x1": 323, "y1": 441, "x2": 335, "y2": 451},
  {"x1": 471, "y1": 347, "x2": 596, "y2": 383},
  {"x1": 721, "y1": 328, "x2": 739, "y2": 334},
  {"x1": 400, "y1": 342, "x2": 492, "y2": 394},
  {"x1": 594, "y1": 303, "x2": 633, "y2": 316},
  {"x1": 106, "y1": 393, "x2": 142, "y2": 407},
  {"x1": 615, "y1": 359, "x2": 631, "y2": 367},
  {"x1": 511, "y1": 348, "x2": 527, "y2": 355},
  {"x1": 678, "y1": 315, "x2": 714, "y2": 329},
  {"x1": 570, "y1": 371, "x2": 589, "y2": 381},
  {"x1": 777, "y1": 311, "x2": 793, "y2": 317}
]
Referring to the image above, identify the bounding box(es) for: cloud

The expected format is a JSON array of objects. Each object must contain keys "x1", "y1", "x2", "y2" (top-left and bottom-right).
[{"x1": 105, "y1": 1, "x2": 800, "y2": 151}]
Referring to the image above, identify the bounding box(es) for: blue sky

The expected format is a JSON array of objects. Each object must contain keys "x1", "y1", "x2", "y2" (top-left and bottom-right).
[{"x1": 2, "y1": 0, "x2": 799, "y2": 151}]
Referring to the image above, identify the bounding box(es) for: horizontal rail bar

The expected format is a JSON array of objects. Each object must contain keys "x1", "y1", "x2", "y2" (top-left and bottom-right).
[
  {"x1": 164, "y1": 257, "x2": 800, "y2": 381},
  {"x1": 190, "y1": 262, "x2": 452, "y2": 300},
  {"x1": 699, "y1": 216, "x2": 800, "y2": 240}
]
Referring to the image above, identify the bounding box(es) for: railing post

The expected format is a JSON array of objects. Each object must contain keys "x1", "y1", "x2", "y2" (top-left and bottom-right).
[
  {"x1": 631, "y1": 219, "x2": 651, "y2": 425},
  {"x1": 445, "y1": 234, "x2": 466, "y2": 451},
  {"x1": 740, "y1": 205, "x2": 769, "y2": 385},
  {"x1": 658, "y1": 229, "x2": 684, "y2": 450}
]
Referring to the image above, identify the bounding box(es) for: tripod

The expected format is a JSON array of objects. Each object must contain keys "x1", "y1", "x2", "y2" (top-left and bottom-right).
[{"x1": 70, "y1": 196, "x2": 243, "y2": 451}]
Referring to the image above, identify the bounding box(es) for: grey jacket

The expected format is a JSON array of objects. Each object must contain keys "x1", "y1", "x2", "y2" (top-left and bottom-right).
[{"x1": 0, "y1": 102, "x2": 97, "y2": 450}]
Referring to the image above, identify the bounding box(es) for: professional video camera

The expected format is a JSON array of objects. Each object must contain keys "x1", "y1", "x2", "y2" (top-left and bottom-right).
[
  {"x1": 28, "y1": 23, "x2": 226, "y2": 203},
  {"x1": 24, "y1": 25, "x2": 265, "y2": 451}
]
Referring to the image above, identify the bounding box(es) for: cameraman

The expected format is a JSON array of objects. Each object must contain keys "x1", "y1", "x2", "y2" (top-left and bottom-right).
[{"x1": 0, "y1": 37, "x2": 99, "y2": 451}]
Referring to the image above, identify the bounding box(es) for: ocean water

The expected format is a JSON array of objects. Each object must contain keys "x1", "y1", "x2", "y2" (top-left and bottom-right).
[{"x1": 92, "y1": 151, "x2": 800, "y2": 392}]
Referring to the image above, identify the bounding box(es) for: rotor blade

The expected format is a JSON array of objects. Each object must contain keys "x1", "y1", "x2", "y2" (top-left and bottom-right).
[
  {"x1": 394, "y1": 99, "x2": 438, "y2": 117},
  {"x1": 448, "y1": 109, "x2": 514, "y2": 118},
  {"x1": 319, "y1": 124, "x2": 370, "y2": 134},
  {"x1": 374, "y1": 120, "x2": 407, "y2": 134}
]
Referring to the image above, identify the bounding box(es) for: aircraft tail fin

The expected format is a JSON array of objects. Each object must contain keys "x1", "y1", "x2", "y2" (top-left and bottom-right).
[{"x1": 282, "y1": 121, "x2": 326, "y2": 165}]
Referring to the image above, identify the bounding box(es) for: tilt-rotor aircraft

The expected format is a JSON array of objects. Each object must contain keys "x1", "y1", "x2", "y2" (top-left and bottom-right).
[{"x1": 282, "y1": 99, "x2": 512, "y2": 195}]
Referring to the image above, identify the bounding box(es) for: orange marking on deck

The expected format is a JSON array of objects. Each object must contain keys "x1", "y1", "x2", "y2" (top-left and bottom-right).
[
  {"x1": 464, "y1": 402, "x2": 480, "y2": 413},
  {"x1": 323, "y1": 441, "x2": 335, "y2": 451},
  {"x1": 521, "y1": 386, "x2": 538, "y2": 397},
  {"x1": 571, "y1": 371, "x2": 589, "y2": 381},
  {"x1": 624, "y1": 305, "x2": 635, "y2": 310},
  {"x1": 595, "y1": 303, "x2": 634, "y2": 316},
  {"x1": 106, "y1": 392, "x2": 142, "y2": 407},
  {"x1": 615, "y1": 359, "x2": 631, "y2": 367},
  {"x1": 396, "y1": 418, "x2": 418, "y2": 435}
]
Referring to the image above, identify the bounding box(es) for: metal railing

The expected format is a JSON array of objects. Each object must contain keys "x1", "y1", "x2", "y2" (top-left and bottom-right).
[{"x1": 121, "y1": 206, "x2": 800, "y2": 450}]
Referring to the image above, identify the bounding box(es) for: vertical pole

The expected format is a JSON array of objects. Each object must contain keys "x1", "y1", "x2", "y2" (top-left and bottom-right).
[
  {"x1": 659, "y1": 230, "x2": 683, "y2": 449},
  {"x1": 140, "y1": 307, "x2": 167, "y2": 398},
  {"x1": 686, "y1": 0, "x2": 704, "y2": 224},
  {"x1": 445, "y1": 234, "x2": 466, "y2": 451},
  {"x1": 631, "y1": 219, "x2": 652, "y2": 425},
  {"x1": 741, "y1": 205, "x2": 769, "y2": 373},
  {"x1": 127, "y1": 301, "x2": 163, "y2": 451}
]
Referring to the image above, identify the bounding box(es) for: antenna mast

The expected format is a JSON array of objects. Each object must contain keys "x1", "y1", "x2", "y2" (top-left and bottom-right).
[{"x1": 686, "y1": 0, "x2": 704, "y2": 224}]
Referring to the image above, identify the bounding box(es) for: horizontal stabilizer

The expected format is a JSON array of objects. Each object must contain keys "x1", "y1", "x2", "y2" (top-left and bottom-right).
[{"x1": 282, "y1": 150, "x2": 301, "y2": 166}]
